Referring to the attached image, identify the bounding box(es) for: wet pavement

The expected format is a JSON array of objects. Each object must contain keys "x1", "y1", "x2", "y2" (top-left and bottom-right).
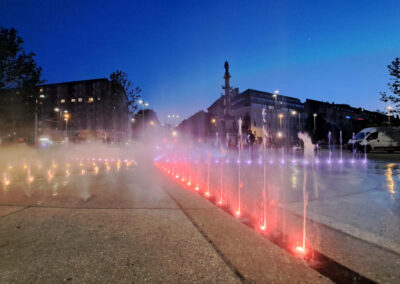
[
  {"x1": 157, "y1": 146, "x2": 400, "y2": 283},
  {"x1": 0, "y1": 154, "x2": 329, "y2": 283},
  {"x1": 2, "y1": 144, "x2": 400, "y2": 283}
]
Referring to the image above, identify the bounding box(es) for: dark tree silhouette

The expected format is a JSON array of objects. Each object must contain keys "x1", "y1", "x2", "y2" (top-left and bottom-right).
[
  {"x1": 109, "y1": 70, "x2": 141, "y2": 114},
  {"x1": 380, "y1": 57, "x2": 400, "y2": 113},
  {"x1": 0, "y1": 27, "x2": 44, "y2": 142}
]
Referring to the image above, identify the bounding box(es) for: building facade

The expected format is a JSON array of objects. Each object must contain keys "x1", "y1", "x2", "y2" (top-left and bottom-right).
[
  {"x1": 207, "y1": 62, "x2": 304, "y2": 145},
  {"x1": 37, "y1": 78, "x2": 128, "y2": 142},
  {"x1": 303, "y1": 99, "x2": 389, "y2": 143},
  {"x1": 180, "y1": 62, "x2": 391, "y2": 147},
  {"x1": 177, "y1": 111, "x2": 210, "y2": 138}
]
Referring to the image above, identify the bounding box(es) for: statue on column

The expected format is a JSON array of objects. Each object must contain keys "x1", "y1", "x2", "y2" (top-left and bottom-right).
[{"x1": 224, "y1": 61, "x2": 229, "y2": 73}]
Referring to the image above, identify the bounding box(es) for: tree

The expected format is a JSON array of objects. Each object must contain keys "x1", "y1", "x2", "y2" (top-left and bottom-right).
[
  {"x1": 109, "y1": 70, "x2": 141, "y2": 115},
  {"x1": 380, "y1": 57, "x2": 400, "y2": 113},
  {"x1": 0, "y1": 27, "x2": 44, "y2": 142}
]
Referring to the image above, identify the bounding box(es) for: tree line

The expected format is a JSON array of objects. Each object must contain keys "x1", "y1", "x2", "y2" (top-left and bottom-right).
[{"x1": 0, "y1": 27, "x2": 142, "y2": 144}]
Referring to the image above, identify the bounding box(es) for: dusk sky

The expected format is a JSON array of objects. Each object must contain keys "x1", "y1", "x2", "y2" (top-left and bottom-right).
[{"x1": 1, "y1": 0, "x2": 400, "y2": 122}]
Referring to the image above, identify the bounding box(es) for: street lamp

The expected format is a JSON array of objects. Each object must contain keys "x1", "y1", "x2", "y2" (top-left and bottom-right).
[
  {"x1": 273, "y1": 90, "x2": 279, "y2": 130},
  {"x1": 63, "y1": 112, "x2": 70, "y2": 138},
  {"x1": 54, "y1": 108, "x2": 61, "y2": 129},
  {"x1": 313, "y1": 113, "x2": 317, "y2": 134},
  {"x1": 273, "y1": 90, "x2": 279, "y2": 109},
  {"x1": 278, "y1": 113, "x2": 284, "y2": 128},
  {"x1": 138, "y1": 100, "x2": 149, "y2": 128},
  {"x1": 387, "y1": 106, "x2": 392, "y2": 126},
  {"x1": 291, "y1": 110, "x2": 301, "y2": 131}
]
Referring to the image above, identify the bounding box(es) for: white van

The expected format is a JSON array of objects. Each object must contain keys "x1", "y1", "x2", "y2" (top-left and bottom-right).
[{"x1": 348, "y1": 127, "x2": 400, "y2": 152}]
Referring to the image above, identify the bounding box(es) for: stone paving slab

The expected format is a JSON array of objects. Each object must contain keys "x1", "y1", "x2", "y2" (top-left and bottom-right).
[
  {"x1": 0, "y1": 205, "x2": 26, "y2": 217},
  {"x1": 281, "y1": 208, "x2": 400, "y2": 284},
  {"x1": 286, "y1": 190, "x2": 400, "y2": 255},
  {"x1": 185, "y1": 208, "x2": 331, "y2": 283},
  {"x1": 160, "y1": 174, "x2": 219, "y2": 209},
  {"x1": 0, "y1": 170, "x2": 178, "y2": 209},
  {"x1": 0, "y1": 207, "x2": 239, "y2": 283},
  {"x1": 162, "y1": 180, "x2": 332, "y2": 283}
]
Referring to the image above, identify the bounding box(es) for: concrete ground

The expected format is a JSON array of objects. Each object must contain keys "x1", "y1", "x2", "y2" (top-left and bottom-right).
[{"x1": 0, "y1": 160, "x2": 330, "y2": 283}]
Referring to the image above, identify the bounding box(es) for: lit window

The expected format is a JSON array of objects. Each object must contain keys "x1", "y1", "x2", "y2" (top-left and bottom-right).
[
  {"x1": 88, "y1": 97, "x2": 94, "y2": 103},
  {"x1": 61, "y1": 99, "x2": 65, "y2": 103},
  {"x1": 71, "y1": 98, "x2": 76, "y2": 102},
  {"x1": 78, "y1": 98, "x2": 82, "y2": 102}
]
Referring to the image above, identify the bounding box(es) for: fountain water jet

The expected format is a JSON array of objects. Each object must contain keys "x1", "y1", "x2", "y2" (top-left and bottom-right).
[
  {"x1": 352, "y1": 132, "x2": 356, "y2": 163},
  {"x1": 297, "y1": 132, "x2": 314, "y2": 254},
  {"x1": 328, "y1": 131, "x2": 332, "y2": 164},
  {"x1": 339, "y1": 130, "x2": 343, "y2": 163},
  {"x1": 236, "y1": 118, "x2": 243, "y2": 216}
]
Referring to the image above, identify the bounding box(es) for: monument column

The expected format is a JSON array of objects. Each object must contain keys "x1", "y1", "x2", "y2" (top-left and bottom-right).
[{"x1": 223, "y1": 61, "x2": 231, "y2": 116}]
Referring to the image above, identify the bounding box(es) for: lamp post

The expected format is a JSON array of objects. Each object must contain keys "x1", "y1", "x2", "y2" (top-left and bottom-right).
[
  {"x1": 273, "y1": 90, "x2": 279, "y2": 109},
  {"x1": 273, "y1": 90, "x2": 279, "y2": 131},
  {"x1": 313, "y1": 113, "x2": 317, "y2": 134},
  {"x1": 278, "y1": 113, "x2": 284, "y2": 128},
  {"x1": 54, "y1": 108, "x2": 60, "y2": 130},
  {"x1": 144, "y1": 103, "x2": 149, "y2": 129},
  {"x1": 63, "y1": 112, "x2": 70, "y2": 138},
  {"x1": 138, "y1": 100, "x2": 149, "y2": 129},
  {"x1": 291, "y1": 110, "x2": 301, "y2": 131},
  {"x1": 387, "y1": 106, "x2": 392, "y2": 126}
]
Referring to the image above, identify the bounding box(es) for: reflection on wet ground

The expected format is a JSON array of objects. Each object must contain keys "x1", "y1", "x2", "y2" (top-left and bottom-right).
[
  {"x1": 2, "y1": 146, "x2": 400, "y2": 282},
  {"x1": 157, "y1": 148, "x2": 400, "y2": 256}
]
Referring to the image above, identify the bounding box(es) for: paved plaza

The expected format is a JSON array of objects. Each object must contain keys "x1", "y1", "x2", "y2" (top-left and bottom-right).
[
  {"x1": 0, "y1": 158, "x2": 331, "y2": 283},
  {"x1": 0, "y1": 151, "x2": 400, "y2": 283}
]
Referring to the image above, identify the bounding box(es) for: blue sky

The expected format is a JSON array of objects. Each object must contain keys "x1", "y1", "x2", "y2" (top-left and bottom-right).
[{"x1": 1, "y1": 0, "x2": 400, "y2": 122}]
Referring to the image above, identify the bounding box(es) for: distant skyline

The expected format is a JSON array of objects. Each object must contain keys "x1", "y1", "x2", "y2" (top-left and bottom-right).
[{"x1": 1, "y1": 0, "x2": 400, "y2": 122}]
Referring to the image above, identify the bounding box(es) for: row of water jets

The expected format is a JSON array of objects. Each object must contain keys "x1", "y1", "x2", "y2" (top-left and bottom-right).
[{"x1": 157, "y1": 117, "x2": 367, "y2": 257}]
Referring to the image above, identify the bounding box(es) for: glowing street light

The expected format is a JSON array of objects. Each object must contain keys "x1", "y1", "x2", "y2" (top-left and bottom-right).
[
  {"x1": 63, "y1": 113, "x2": 70, "y2": 137},
  {"x1": 273, "y1": 90, "x2": 279, "y2": 129},
  {"x1": 313, "y1": 113, "x2": 317, "y2": 134},
  {"x1": 292, "y1": 110, "x2": 301, "y2": 131},
  {"x1": 278, "y1": 113, "x2": 284, "y2": 128},
  {"x1": 211, "y1": 118, "x2": 217, "y2": 125},
  {"x1": 168, "y1": 114, "x2": 179, "y2": 128},
  {"x1": 138, "y1": 100, "x2": 149, "y2": 128},
  {"x1": 273, "y1": 90, "x2": 279, "y2": 108},
  {"x1": 387, "y1": 106, "x2": 392, "y2": 126}
]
